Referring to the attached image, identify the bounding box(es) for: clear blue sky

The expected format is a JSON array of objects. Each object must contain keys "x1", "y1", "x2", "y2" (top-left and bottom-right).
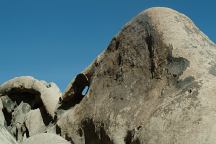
[{"x1": 0, "y1": 0, "x2": 215, "y2": 91}]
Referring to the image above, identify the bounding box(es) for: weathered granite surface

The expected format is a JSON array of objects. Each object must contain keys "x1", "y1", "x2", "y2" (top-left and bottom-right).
[
  {"x1": 1, "y1": 7, "x2": 216, "y2": 144},
  {"x1": 0, "y1": 76, "x2": 62, "y2": 143}
]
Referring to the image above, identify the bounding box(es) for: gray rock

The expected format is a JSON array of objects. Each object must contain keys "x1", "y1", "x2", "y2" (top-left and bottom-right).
[
  {"x1": 0, "y1": 126, "x2": 17, "y2": 144},
  {"x1": 0, "y1": 76, "x2": 62, "y2": 143},
  {"x1": 11, "y1": 102, "x2": 31, "y2": 126},
  {"x1": 1, "y1": 95, "x2": 17, "y2": 114},
  {"x1": 0, "y1": 76, "x2": 62, "y2": 118},
  {"x1": 10, "y1": 102, "x2": 31, "y2": 142},
  {"x1": 25, "y1": 109, "x2": 46, "y2": 136},
  {"x1": 22, "y1": 133, "x2": 70, "y2": 144},
  {"x1": 0, "y1": 99, "x2": 5, "y2": 126}
]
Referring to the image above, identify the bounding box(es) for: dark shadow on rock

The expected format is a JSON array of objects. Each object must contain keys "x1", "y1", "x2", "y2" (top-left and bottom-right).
[
  {"x1": 81, "y1": 119, "x2": 113, "y2": 144},
  {"x1": 2, "y1": 107, "x2": 12, "y2": 126},
  {"x1": 167, "y1": 56, "x2": 190, "y2": 79},
  {"x1": 5, "y1": 88, "x2": 42, "y2": 109},
  {"x1": 39, "y1": 105, "x2": 53, "y2": 126},
  {"x1": 58, "y1": 73, "x2": 90, "y2": 110},
  {"x1": 124, "y1": 129, "x2": 141, "y2": 144}
]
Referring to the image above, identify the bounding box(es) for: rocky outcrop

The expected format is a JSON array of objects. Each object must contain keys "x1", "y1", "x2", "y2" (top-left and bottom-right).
[
  {"x1": 56, "y1": 7, "x2": 216, "y2": 144},
  {"x1": 1, "y1": 7, "x2": 216, "y2": 144},
  {"x1": 0, "y1": 76, "x2": 62, "y2": 143},
  {"x1": 0, "y1": 76, "x2": 62, "y2": 118}
]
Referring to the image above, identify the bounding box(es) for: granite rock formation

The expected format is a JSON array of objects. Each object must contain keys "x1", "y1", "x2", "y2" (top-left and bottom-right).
[
  {"x1": 1, "y1": 7, "x2": 216, "y2": 144},
  {"x1": 0, "y1": 76, "x2": 62, "y2": 143}
]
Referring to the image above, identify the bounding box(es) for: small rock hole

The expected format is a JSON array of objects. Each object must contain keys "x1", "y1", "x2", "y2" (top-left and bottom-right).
[{"x1": 82, "y1": 86, "x2": 89, "y2": 96}]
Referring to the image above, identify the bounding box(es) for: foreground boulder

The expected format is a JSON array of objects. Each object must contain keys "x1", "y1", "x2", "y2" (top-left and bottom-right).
[{"x1": 57, "y1": 7, "x2": 216, "y2": 144}]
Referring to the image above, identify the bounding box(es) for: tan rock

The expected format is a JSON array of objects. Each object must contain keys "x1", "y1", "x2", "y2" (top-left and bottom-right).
[
  {"x1": 57, "y1": 7, "x2": 216, "y2": 144},
  {"x1": 0, "y1": 76, "x2": 62, "y2": 117}
]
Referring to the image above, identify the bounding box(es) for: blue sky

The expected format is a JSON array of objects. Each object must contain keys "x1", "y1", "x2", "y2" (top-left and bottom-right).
[{"x1": 0, "y1": 0, "x2": 215, "y2": 91}]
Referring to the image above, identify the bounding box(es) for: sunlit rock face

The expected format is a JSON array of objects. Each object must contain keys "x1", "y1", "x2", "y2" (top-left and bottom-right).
[
  {"x1": 57, "y1": 7, "x2": 216, "y2": 144},
  {"x1": 0, "y1": 76, "x2": 62, "y2": 143},
  {"x1": 1, "y1": 7, "x2": 216, "y2": 144}
]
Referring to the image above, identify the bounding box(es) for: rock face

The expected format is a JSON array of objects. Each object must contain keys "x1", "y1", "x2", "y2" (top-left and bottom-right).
[
  {"x1": 0, "y1": 76, "x2": 62, "y2": 143},
  {"x1": 0, "y1": 126, "x2": 17, "y2": 144},
  {"x1": 1, "y1": 7, "x2": 216, "y2": 144},
  {"x1": 57, "y1": 7, "x2": 216, "y2": 144},
  {"x1": 22, "y1": 133, "x2": 70, "y2": 144}
]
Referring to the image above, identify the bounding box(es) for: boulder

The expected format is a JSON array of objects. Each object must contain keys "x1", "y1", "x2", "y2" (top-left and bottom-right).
[
  {"x1": 10, "y1": 102, "x2": 31, "y2": 142},
  {"x1": 0, "y1": 76, "x2": 62, "y2": 143},
  {"x1": 57, "y1": 7, "x2": 216, "y2": 144},
  {"x1": 0, "y1": 76, "x2": 62, "y2": 118},
  {"x1": 25, "y1": 109, "x2": 46, "y2": 136}
]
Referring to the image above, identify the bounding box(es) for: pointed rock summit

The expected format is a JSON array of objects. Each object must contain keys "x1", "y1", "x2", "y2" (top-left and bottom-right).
[{"x1": 1, "y1": 7, "x2": 216, "y2": 144}]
